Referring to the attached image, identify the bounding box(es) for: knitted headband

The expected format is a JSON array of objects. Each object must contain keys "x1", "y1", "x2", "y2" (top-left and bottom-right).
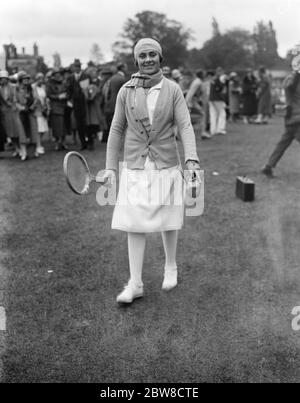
[{"x1": 134, "y1": 38, "x2": 162, "y2": 61}]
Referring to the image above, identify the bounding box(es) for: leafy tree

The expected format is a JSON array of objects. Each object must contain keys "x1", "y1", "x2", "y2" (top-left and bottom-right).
[
  {"x1": 253, "y1": 20, "x2": 280, "y2": 67},
  {"x1": 212, "y1": 17, "x2": 221, "y2": 37},
  {"x1": 187, "y1": 18, "x2": 282, "y2": 71},
  {"x1": 187, "y1": 47, "x2": 206, "y2": 70},
  {"x1": 90, "y1": 43, "x2": 104, "y2": 64},
  {"x1": 226, "y1": 28, "x2": 255, "y2": 54},
  {"x1": 112, "y1": 10, "x2": 193, "y2": 68},
  {"x1": 192, "y1": 21, "x2": 255, "y2": 70}
]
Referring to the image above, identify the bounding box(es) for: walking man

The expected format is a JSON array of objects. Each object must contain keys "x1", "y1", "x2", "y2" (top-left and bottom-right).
[{"x1": 262, "y1": 54, "x2": 300, "y2": 177}]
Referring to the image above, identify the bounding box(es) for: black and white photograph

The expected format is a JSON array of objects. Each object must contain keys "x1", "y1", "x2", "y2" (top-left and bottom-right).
[{"x1": 1, "y1": 0, "x2": 300, "y2": 386}]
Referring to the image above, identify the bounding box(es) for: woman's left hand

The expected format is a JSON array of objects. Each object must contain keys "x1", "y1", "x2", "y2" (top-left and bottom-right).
[{"x1": 185, "y1": 160, "x2": 201, "y2": 183}]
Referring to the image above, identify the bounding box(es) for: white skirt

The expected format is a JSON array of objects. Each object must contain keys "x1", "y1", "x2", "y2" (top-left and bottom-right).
[
  {"x1": 112, "y1": 157, "x2": 184, "y2": 233},
  {"x1": 36, "y1": 116, "x2": 48, "y2": 133}
]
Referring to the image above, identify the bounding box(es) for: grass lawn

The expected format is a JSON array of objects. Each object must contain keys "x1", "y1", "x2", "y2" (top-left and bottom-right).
[{"x1": 1, "y1": 115, "x2": 300, "y2": 383}]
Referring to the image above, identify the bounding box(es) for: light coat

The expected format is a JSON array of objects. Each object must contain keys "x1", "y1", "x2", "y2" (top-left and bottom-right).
[{"x1": 106, "y1": 77, "x2": 199, "y2": 171}]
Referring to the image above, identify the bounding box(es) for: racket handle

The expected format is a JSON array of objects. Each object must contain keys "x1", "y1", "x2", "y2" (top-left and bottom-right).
[{"x1": 91, "y1": 175, "x2": 107, "y2": 184}]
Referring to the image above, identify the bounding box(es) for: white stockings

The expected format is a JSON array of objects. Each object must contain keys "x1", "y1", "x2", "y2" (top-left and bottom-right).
[{"x1": 126, "y1": 230, "x2": 178, "y2": 287}]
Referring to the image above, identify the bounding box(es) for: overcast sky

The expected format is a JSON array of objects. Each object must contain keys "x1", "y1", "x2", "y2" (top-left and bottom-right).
[{"x1": 1, "y1": 0, "x2": 299, "y2": 66}]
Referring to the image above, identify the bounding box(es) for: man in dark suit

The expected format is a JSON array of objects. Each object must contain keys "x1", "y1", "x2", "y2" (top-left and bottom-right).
[
  {"x1": 67, "y1": 59, "x2": 89, "y2": 150},
  {"x1": 0, "y1": 110, "x2": 6, "y2": 152},
  {"x1": 262, "y1": 65, "x2": 300, "y2": 177},
  {"x1": 47, "y1": 68, "x2": 68, "y2": 151},
  {"x1": 102, "y1": 63, "x2": 127, "y2": 143}
]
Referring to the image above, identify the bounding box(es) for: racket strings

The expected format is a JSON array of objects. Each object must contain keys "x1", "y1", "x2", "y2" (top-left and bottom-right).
[{"x1": 66, "y1": 154, "x2": 90, "y2": 194}]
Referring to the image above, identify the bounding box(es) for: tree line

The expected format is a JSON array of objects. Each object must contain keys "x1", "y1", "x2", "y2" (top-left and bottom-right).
[{"x1": 112, "y1": 10, "x2": 289, "y2": 71}]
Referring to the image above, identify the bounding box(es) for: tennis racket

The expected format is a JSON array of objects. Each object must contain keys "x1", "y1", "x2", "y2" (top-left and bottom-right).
[{"x1": 63, "y1": 151, "x2": 106, "y2": 195}]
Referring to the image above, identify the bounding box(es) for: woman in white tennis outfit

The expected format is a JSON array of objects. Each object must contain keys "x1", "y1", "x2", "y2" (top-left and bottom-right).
[{"x1": 103, "y1": 38, "x2": 201, "y2": 304}]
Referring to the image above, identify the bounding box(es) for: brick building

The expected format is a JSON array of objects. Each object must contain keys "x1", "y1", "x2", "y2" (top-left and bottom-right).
[{"x1": 2, "y1": 43, "x2": 47, "y2": 76}]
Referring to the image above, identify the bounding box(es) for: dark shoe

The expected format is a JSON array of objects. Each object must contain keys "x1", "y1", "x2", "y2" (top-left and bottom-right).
[
  {"x1": 54, "y1": 143, "x2": 61, "y2": 151},
  {"x1": 80, "y1": 145, "x2": 87, "y2": 151},
  {"x1": 261, "y1": 165, "x2": 274, "y2": 178},
  {"x1": 61, "y1": 143, "x2": 69, "y2": 151}
]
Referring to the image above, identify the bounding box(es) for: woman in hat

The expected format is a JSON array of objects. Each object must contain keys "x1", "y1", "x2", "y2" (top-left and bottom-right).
[
  {"x1": 102, "y1": 38, "x2": 201, "y2": 304},
  {"x1": 83, "y1": 66, "x2": 105, "y2": 150},
  {"x1": 46, "y1": 68, "x2": 68, "y2": 151},
  {"x1": 16, "y1": 71, "x2": 39, "y2": 160},
  {"x1": 32, "y1": 72, "x2": 49, "y2": 155},
  {"x1": 0, "y1": 70, "x2": 26, "y2": 158},
  {"x1": 242, "y1": 68, "x2": 258, "y2": 124},
  {"x1": 228, "y1": 72, "x2": 242, "y2": 122},
  {"x1": 254, "y1": 66, "x2": 272, "y2": 124}
]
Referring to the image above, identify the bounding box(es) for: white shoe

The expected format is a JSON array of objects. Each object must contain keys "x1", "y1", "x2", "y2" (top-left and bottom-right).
[
  {"x1": 201, "y1": 132, "x2": 211, "y2": 140},
  {"x1": 36, "y1": 146, "x2": 45, "y2": 155},
  {"x1": 20, "y1": 152, "x2": 27, "y2": 161},
  {"x1": 19, "y1": 145, "x2": 27, "y2": 161},
  {"x1": 12, "y1": 150, "x2": 20, "y2": 158},
  {"x1": 162, "y1": 268, "x2": 178, "y2": 291},
  {"x1": 116, "y1": 282, "x2": 144, "y2": 304}
]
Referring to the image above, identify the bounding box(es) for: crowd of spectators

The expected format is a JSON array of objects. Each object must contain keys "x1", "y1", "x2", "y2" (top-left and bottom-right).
[
  {"x1": 0, "y1": 59, "x2": 282, "y2": 159},
  {"x1": 163, "y1": 65, "x2": 279, "y2": 140},
  {"x1": 0, "y1": 59, "x2": 127, "y2": 159}
]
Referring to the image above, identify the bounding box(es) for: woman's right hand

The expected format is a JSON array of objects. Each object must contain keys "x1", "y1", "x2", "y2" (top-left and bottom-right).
[{"x1": 97, "y1": 169, "x2": 116, "y2": 188}]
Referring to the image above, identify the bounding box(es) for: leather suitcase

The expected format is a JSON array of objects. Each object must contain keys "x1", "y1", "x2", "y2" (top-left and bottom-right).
[{"x1": 236, "y1": 176, "x2": 255, "y2": 202}]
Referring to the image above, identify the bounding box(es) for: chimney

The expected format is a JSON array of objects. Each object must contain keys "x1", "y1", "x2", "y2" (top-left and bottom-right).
[
  {"x1": 22, "y1": 47, "x2": 25, "y2": 55},
  {"x1": 33, "y1": 43, "x2": 38, "y2": 57}
]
